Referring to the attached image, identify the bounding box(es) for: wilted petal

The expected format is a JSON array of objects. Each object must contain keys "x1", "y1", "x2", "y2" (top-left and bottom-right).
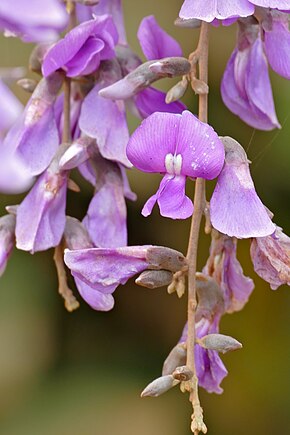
[
  {"x1": 142, "y1": 174, "x2": 193, "y2": 219},
  {"x1": 179, "y1": 0, "x2": 254, "y2": 22},
  {"x1": 137, "y1": 15, "x2": 182, "y2": 61},
  {"x1": 250, "y1": 227, "x2": 290, "y2": 290},
  {"x1": 79, "y1": 82, "x2": 130, "y2": 167},
  {"x1": 264, "y1": 17, "x2": 290, "y2": 79},
  {"x1": 0, "y1": 214, "x2": 16, "y2": 276},
  {"x1": 133, "y1": 87, "x2": 185, "y2": 119},
  {"x1": 210, "y1": 137, "x2": 276, "y2": 238}
]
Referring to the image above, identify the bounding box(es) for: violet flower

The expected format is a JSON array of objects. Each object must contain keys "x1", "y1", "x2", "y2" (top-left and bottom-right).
[
  {"x1": 180, "y1": 316, "x2": 228, "y2": 394},
  {"x1": 210, "y1": 137, "x2": 275, "y2": 238},
  {"x1": 221, "y1": 20, "x2": 280, "y2": 130},
  {"x1": 42, "y1": 15, "x2": 118, "y2": 78},
  {"x1": 250, "y1": 227, "x2": 290, "y2": 289},
  {"x1": 15, "y1": 145, "x2": 69, "y2": 253},
  {"x1": 0, "y1": 0, "x2": 68, "y2": 42},
  {"x1": 127, "y1": 111, "x2": 225, "y2": 219},
  {"x1": 99, "y1": 15, "x2": 186, "y2": 118},
  {"x1": 64, "y1": 245, "x2": 186, "y2": 295},
  {"x1": 0, "y1": 214, "x2": 16, "y2": 277},
  {"x1": 64, "y1": 217, "x2": 115, "y2": 311},
  {"x1": 179, "y1": 0, "x2": 255, "y2": 22},
  {"x1": 203, "y1": 230, "x2": 254, "y2": 313}
]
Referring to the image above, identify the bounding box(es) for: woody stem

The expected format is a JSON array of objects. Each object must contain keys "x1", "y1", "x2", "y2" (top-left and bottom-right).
[{"x1": 186, "y1": 22, "x2": 209, "y2": 434}]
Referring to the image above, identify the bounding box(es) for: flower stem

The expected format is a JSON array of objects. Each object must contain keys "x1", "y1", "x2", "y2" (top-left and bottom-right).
[{"x1": 186, "y1": 22, "x2": 210, "y2": 435}]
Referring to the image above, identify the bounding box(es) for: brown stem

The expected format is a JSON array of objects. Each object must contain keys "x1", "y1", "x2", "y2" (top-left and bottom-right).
[
  {"x1": 186, "y1": 22, "x2": 210, "y2": 435},
  {"x1": 54, "y1": 243, "x2": 80, "y2": 312},
  {"x1": 62, "y1": 77, "x2": 71, "y2": 143}
]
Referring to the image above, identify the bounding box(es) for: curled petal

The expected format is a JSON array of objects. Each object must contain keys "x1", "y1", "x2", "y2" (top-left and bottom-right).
[
  {"x1": 142, "y1": 174, "x2": 193, "y2": 220},
  {"x1": 75, "y1": 277, "x2": 115, "y2": 311},
  {"x1": 210, "y1": 137, "x2": 275, "y2": 238},
  {"x1": 137, "y1": 15, "x2": 182, "y2": 61},
  {"x1": 133, "y1": 87, "x2": 185, "y2": 119},
  {"x1": 179, "y1": 0, "x2": 254, "y2": 22}
]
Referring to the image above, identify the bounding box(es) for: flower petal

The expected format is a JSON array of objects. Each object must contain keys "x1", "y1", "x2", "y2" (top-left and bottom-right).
[
  {"x1": 179, "y1": 0, "x2": 254, "y2": 22},
  {"x1": 127, "y1": 111, "x2": 180, "y2": 173},
  {"x1": 75, "y1": 277, "x2": 115, "y2": 311},
  {"x1": 133, "y1": 87, "x2": 186, "y2": 119},
  {"x1": 264, "y1": 18, "x2": 290, "y2": 80},
  {"x1": 137, "y1": 15, "x2": 182, "y2": 61},
  {"x1": 249, "y1": 0, "x2": 290, "y2": 8}
]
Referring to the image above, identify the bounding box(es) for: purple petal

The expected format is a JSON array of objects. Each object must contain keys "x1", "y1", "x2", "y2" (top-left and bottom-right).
[
  {"x1": 127, "y1": 112, "x2": 180, "y2": 173},
  {"x1": 134, "y1": 87, "x2": 186, "y2": 119},
  {"x1": 179, "y1": 0, "x2": 254, "y2": 22},
  {"x1": 83, "y1": 176, "x2": 127, "y2": 248},
  {"x1": 264, "y1": 18, "x2": 290, "y2": 79},
  {"x1": 250, "y1": 227, "x2": 290, "y2": 290},
  {"x1": 0, "y1": 151, "x2": 34, "y2": 194},
  {"x1": 0, "y1": 80, "x2": 22, "y2": 134},
  {"x1": 210, "y1": 137, "x2": 276, "y2": 238},
  {"x1": 42, "y1": 15, "x2": 118, "y2": 77},
  {"x1": 142, "y1": 174, "x2": 193, "y2": 219},
  {"x1": 64, "y1": 37, "x2": 104, "y2": 77},
  {"x1": 119, "y1": 165, "x2": 137, "y2": 201},
  {"x1": 137, "y1": 15, "x2": 182, "y2": 61},
  {"x1": 75, "y1": 277, "x2": 115, "y2": 311},
  {"x1": 177, "y1": 110, "x2": 225, "y2": 179},
  {"x1": 64, "y1": 246, "x2": 149, "y2": 292},
  {"x1": 249, "y1": 0, "x2": 290, "y2": 8},
  {"x1": 79, "y1": 82, "x2": 130, "y2": 167},
  {"x1": 0, "y1": 0, "x2": 68, "y2": 42},
  {"x1": 15, "y1": 169, "x2": 67, "y2": 253}
]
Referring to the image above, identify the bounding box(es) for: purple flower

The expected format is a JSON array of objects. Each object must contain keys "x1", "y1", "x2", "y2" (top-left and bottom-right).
[
  {"x1": 210, "y1": 137, "x2": 275, "y2": 238},
  {"x1": 99, "y1": 15, "x2": 186, "y2": 118},
  {"x1": 263, "y1": 11, "x2": 290, "y2": 79},
  {"x1": 221, "y1": 21, "x2": 280, "y2": 130},
  {"x1": 250, "y1": 227, "x2": 290, "y2": 289},
  {"x1": 64, "y1": 245, "x2": 186, "y2": 295},
  {"x1": 0, "y1": 79, "x2": 22, "y2": 137},
  {"x1": 64, "y1": 217, "x2": 114, "y2": 311},
  {"x1": 15, "y1": 145, "x2": 69, "y2": 253},
  {"x1": 127, "y1": 111, "x2": 225, "y2": 219},
  {"x1": 179, "y1": 0, "x2": 255, "y2": 22},
  {"x1": 0, "y1": 0, "x2": 68, "y2": 42},
  {"x1": 203, "y1": 230, "x2": 254, "y2": 313},
  {"x1": 42, "y1": 15, "x2": 118, "y2": 78},
  {"x1": 1, "y1": 72, "x2": 63, "y2": 177},
  {"x1": 0, "y1": 214, "x2": 16, "y2": 276},
  {"x1": 180, "y1": 316, "x2": 228, "y2": 394}
]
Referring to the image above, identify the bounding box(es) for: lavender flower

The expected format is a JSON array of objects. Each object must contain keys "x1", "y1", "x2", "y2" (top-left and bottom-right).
[
  {"x1": 0, "y1": 0, "x2": 68, "y2": 42},
  {"x1": 127, "y1": 111, "x2": 225, "y2": 219},
  {"x1": 42, "y1": 15, "x2": 118, "y2": 78},
  {"x1": 179, "y1": 0, "x2": 255, "y2": 22},
  {"x1": 0, "y1": 214, "x2": 16, "y2": 276},
  {"x1": 221, "y1": 19, "x2": 280, "y2": 130},
  {"x1": 15, "y1": 145, "x2": 69, "y2": 253},
  {"x1": 64, "y1": 217, "x2": 115, "y2": 311},
  {"x1": 210, "y1": 136, "x2": 275, "y2": 238},
  {"x1": 203, "y1": 230, "x2": 254, "y2": 313},
  {"x1": 250, "y1": 227, "x2": 290, "y2": 289},
  {"x1": 64, "y1": 245, "x2": 186, "y2": 295}
]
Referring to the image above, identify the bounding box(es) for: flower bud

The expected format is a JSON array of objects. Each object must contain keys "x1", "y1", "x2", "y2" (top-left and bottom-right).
[
  {"x1": 135, "y1": 270, "x2": 173, "y2": 289},
  {"x1": 172, "y1": 365, "x2": 193, "y2": 381},
  {"x1": 166, "y1": 78, "x2": 188, "y2": 103},
  {"x1": 29, "y1": 43, "x2": 51, "y2": 74},
  {"x1": 146, "y1": 246, "x2": 186, "y2": 273},
  {"x1": 198, "y1": 333, "x2": 242, "y2": 354},
  {"x1": 141, "y1": 375, "x2": 179, "y2": 398},
  {"x1": 195, "y1": 273, "x2": 225, "y2": 322},
  {"x1": 162, "y1": 343, "x2": 187, "y2": 376},
  {"x1": 17, "y1": 78, "x2": 38, "y2": 94},
  {"x1": 149, "y1": 57, "x2": 191, "y2": 76},
  {"x1": 59, "y1": 137, "x2": 95, "y2": 171}
]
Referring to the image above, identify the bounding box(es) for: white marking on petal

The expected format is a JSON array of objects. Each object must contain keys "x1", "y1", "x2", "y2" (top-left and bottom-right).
[{"x1": 165, "y1": 153, "x2": 183, "y2": 175}]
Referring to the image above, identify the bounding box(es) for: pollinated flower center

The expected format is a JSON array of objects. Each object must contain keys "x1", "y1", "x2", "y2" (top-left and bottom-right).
[{"x1": 165, "y1": 153, "x2": 182, "y2": 175}]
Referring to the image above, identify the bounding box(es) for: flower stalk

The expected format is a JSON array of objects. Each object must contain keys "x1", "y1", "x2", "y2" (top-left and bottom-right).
[{"x1": 186, "y1": 21, "x2": 209, "y2": 435}]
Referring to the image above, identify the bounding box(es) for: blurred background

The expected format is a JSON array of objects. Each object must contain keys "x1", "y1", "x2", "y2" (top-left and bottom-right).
[{"x1": 0, "y1": 1, "x2": 289, "y2": 434}]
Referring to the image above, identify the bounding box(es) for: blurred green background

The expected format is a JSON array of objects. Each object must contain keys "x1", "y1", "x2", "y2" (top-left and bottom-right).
[{"x1": 0, "y1": 1, "x2": 289, "y2": 434}]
